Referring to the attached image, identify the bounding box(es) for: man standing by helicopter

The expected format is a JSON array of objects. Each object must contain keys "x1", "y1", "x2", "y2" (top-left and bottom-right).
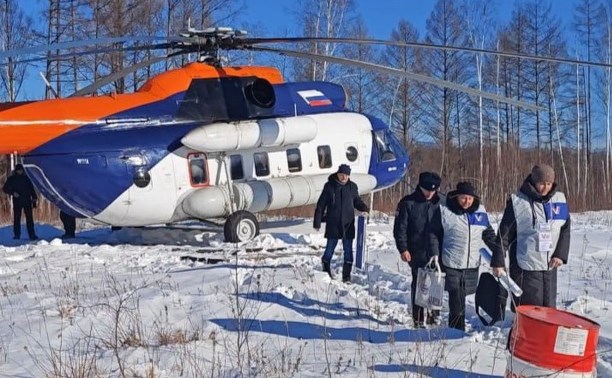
[
  {"x1": 314, "y1": 164, "x2": 369, "y2": 282},
  {"x1": 393, "y1": 171, "x2": 444, "y2": 328},
  {"x1": 2, "y1": 164, "x2": 38, "y2": 240}
]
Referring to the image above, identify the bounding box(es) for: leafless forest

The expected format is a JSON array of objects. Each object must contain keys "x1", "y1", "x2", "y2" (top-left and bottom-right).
[{"x1": 1, "y1": 0, "x2": 612, "y2": 223}]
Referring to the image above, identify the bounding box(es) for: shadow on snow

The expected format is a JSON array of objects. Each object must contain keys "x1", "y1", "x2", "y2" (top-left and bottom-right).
[
  {"x1": 210, "y1": 318, "x2": 465, "y2": 343},
  {"x1": 372, "y1": 364, "x2": 501, "y2": 377},
  {"x1": 240, "y1": 292, "x2": 387, "y2": 325}
]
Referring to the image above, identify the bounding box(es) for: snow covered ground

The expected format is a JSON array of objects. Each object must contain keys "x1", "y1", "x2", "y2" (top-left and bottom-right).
[{"x1": 0, "y1": 212, "x2": 611, "y2": 377}]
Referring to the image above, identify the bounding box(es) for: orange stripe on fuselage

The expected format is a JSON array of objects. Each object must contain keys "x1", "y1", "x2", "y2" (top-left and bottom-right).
[{"x1": 0, "y1": 64, "x2": 283, "y2": 154}]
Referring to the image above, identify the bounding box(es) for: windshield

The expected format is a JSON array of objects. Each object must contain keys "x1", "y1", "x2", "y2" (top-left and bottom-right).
[{"x1": 373, "y1": 130, "x2": 397, "y2": 162}]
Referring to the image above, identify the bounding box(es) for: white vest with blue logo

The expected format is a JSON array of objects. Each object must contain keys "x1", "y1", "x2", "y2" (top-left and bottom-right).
[
  {"x1": 440, "y1": 204, "x2": 490, "y2": 269},
  {"x1": 511, "y1": 191, "x2": 569, "y2": 271}
]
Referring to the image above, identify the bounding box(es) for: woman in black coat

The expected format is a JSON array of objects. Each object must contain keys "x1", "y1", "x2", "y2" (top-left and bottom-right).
[{"x1": 314, "y1": 164, "x2": 369, "y2": 282}]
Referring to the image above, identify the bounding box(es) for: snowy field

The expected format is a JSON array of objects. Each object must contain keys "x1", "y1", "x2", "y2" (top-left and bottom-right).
[{"x1": 1, "y1": 212, "x2": 611, "y2": 377}]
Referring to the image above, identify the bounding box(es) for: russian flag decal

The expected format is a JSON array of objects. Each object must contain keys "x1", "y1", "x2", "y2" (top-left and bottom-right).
[{"x1": 297, "y1": 90, "x2": 332, "y2": 106}]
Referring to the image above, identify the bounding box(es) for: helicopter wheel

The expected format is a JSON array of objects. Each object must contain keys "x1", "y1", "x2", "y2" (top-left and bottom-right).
[{"x1": 224, "y1": 210, "x2": 259, "y2": 242}]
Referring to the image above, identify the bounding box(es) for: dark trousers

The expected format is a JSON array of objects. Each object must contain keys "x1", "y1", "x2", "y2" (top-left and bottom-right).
[
  {"x1": 60, "y1": 211, "x2": 76, "y2": 236},
  {"x1": 510, "y1": 267, "x2": 557, "y2": 310},
  {"x1": 13, "y1": 203, "x2": 35, "y2": 238},
  {"x1": 445, "y1": 267, "x2": 479, "y2": 331},
  {"x1": 410, "y1": 265, "x2": 440, "y2": 325}
]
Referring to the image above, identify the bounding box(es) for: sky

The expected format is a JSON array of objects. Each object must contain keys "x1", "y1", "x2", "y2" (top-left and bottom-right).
[
  {"x1": 236, "y1": 0, "x2": 572, "y2": 40},
  {"x1": 14, "y1": 0, "x2": 580, "y2": 100},
  {"x1": 0, "y1": 212, "x2": 611, "y2": 376}
]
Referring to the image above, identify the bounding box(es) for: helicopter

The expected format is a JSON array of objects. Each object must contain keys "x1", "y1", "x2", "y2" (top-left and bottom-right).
[{"x1": 0, "y1": 27, "x2": 605, "y2": 242}]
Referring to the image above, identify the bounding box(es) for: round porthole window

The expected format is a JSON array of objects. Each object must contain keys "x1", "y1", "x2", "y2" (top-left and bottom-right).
[
  {"x1": 133, "y1": 167, "x2": 151, "y2": 188},
  {"x1": 346, "y1": 146, "x2": 358, "y2": 162}
]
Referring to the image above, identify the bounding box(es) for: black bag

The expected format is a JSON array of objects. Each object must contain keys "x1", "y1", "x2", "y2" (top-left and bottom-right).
[{"x1": 475, "y1": 272, "x2": 508, "y2": 326}]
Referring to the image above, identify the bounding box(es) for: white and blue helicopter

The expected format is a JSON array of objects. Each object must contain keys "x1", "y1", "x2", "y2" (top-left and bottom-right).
[{"x1": 1, "y1": 28, "x2": 570, "y2": 242}]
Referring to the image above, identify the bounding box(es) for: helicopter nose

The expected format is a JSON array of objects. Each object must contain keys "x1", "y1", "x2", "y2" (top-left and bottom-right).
[
  {"x1": 366, "y1": 118, "x2": 410, "y2": 190},
  {"x1": 373, "y1": 156, "x2": 408, "y2": 190}
]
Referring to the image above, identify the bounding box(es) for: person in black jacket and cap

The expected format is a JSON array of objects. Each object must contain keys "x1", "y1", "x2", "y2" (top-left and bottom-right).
[
  {"x1": 2, "y1": 164, "x2": 38, "y2": 240},
  {"x1": 493, "y1": 164, "x2": 570, "y2": 309},
  {"x1": 314, "y1": 164, "x2": 369, "y2": 282},
  {"x1": 393, "y1": 171, "x2": 444, "y2": 328}
]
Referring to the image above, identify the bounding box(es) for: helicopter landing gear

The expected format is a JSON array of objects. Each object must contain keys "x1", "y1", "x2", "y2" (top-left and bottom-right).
[{"x1": 224, "y1": 210, "x2": 259, "y2": 242}]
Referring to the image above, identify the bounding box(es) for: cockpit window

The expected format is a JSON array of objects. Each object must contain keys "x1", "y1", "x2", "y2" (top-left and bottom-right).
[{"x1": 374, "y1": 130, "x2": 396, "y2": 162}]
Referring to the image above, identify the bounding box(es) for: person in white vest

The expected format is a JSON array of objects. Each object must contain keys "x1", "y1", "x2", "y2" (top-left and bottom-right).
[
  {"x1": 493, "y1": 164, "x2": 570, "y2": 309},
  {"x1": 429, "y1": 182, "x2": 501, "y2": 331}
]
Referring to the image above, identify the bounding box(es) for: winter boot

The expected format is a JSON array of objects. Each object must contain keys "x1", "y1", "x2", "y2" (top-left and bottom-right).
[
  {"x1": 342, "y1": 263, "x2": 352, "y2": 283},
  {"x1": 322, "y1": 259, "x2": 334, "y2": 279}
]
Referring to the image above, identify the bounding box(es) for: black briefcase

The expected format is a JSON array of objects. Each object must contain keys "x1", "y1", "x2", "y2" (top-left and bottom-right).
[{"x1": 475, "y1": 272, "x2": 508, "y2": 326}]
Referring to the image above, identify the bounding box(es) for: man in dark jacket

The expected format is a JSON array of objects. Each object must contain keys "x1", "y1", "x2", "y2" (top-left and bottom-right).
[
  {"x1": 2, "y1": 164, "x2": 38, "y2": 240},
  {"x1": 494, "y1": 164, "x2": 570, "y2": 309},
  {"x1": 393, "y1": 171, "x2": 443, "y2": 327},
  {"x1": 314, "y1": 164, "x2": 369, "y2": 282}
]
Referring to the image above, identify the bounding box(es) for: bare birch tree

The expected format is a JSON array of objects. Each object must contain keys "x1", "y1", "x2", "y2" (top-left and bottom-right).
[
  {"x1": 422, "y1": 0, "x2": 470, "y2": 180},
  {"x1": 0, "y1": 0, "x2": 33, "y2": 102},
  {"x1": 462, "y1": 0, "x2": 497, "y2": 192},
  {"x1": 294, "y1": 0, "x2": 355, "y2": 81}
]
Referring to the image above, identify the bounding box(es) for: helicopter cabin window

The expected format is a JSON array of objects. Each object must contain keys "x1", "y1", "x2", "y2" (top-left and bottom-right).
[
  {"x1": 254, "y1": 152, "x2": 270, "y2": 177},
  {"x1": 345, "y1": 145, "x2": 358, "y2": 162},
  {"x1": 286, "y1": 148, "x2": 302, "y2": 172},
  {"x1": 374, "y1": 130, "x2": 396, "y2": 162},
  {"x1": 188, "y1": 153, "x2": 208, "y2": 186},
  {"x1": 230, "y1": 154, "x2": 244, "y2": 180},
  {"x1": 317, "y1": 145, "x2": 332, "y2": 168}
]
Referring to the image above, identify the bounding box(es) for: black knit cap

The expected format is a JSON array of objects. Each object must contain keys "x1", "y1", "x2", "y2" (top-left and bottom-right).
[
  {"x1": 454, "y1": 181, "x2": 479, "y2": 198},
  {"x1": 418, "y1": 171, "x2": 441, "y2": 191},
  {"x1": 337, "y1": 164, "x2": 351, "y2": 175}
]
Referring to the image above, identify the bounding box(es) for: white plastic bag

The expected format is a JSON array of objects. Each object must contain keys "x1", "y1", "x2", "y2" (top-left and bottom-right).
[{"x1": 414, "y1": 257, "x2": 445, "y2": 310}]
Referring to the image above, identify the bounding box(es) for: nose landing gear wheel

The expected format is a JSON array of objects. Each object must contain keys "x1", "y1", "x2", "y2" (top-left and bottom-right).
[{"x1": 224, "y1": 210, "x2": 259, "y2": 242}]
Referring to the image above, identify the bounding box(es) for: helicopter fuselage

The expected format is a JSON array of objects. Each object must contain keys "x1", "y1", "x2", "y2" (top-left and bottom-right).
[{"x1": 2, "y1": 63, "x2": 409, "y2": 233}]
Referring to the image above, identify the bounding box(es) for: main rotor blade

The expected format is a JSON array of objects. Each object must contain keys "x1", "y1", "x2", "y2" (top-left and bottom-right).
[
  {"x1": 0, "y1": 36, "x2": 183, "y2": 60},
  {"x1": 245, "y1": 37, "x2": 612, "y2": 69},
  {"x1": 70, "y1": 55, "x2": 170, "y2": 97},
  {"x1": 0, "y1": 43, "x2": 173, "y2": 66},
  {"x1": 250, "y1": 45, "x2": 542, "y2": 112}
]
